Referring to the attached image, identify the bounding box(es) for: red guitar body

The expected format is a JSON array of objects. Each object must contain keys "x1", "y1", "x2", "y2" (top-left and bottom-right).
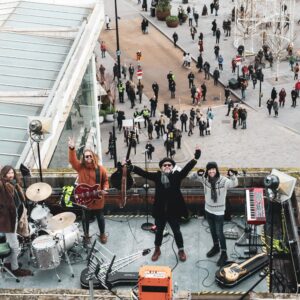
[{"x1": 74, "y1": 184, "x2": 102, "y2": 208}]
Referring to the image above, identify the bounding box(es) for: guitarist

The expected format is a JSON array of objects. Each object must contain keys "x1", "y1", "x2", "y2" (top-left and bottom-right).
[
  {"x1": 190, "y1": 162, "x2": 238, "y2": 267},
  {"x1": 68, "y1": 137, "x2": 109, "y2": 245},
  {"x1": 127, "y1": 146, "x2": 201, "y2": 262}
]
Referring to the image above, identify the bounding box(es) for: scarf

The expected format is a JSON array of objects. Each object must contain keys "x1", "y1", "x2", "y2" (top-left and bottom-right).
[
  {"x1": 208, "y1": 176, "x2": 218, "y2": 202},
  {"x1": 161, "y1": 172, "x2": 170, "y2": 188}
]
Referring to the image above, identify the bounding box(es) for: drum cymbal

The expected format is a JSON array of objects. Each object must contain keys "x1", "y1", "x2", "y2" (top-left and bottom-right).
[
  {"x1": 46, "y1": 212, "x2": 76, "y2": 231},
  {"x1": 26, "y1": 182, "x2": 52, "y2": 202}
]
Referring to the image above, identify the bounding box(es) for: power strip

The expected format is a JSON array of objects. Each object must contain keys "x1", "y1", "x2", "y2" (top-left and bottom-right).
[{"x1": 224, "y1": 229, "x2": 239, "y2": 239}]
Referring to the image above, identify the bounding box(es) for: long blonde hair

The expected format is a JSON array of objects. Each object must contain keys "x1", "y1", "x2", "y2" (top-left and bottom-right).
[{"x1": 80, "y1": 149, "x2": 99, "y2": 169}]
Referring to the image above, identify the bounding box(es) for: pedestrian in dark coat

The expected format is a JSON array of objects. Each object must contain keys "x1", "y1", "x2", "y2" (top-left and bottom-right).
[
  {"x1": 211, "y1": 19, "x2": 217, "y2": 36},
  {"x1": 213, "y1": 68, "x2": 220, "y2": 85},
  {"x1": 152, "y1": 82, "x2": 159, "y2": 100},
  {"x1": 291, "y1": 89, "x2": 297, "y2": 107},
  {"x1": 180, "y1": 111, "x2": 188, "y2": 132},
  {"x1": 226, "y1": 98, "x2": 234, "y2": 116},
  {"x1": 188, "y1": 71, "x2": 195, "y2": 89},
  {"x1": 266, "y1": 99, "x2": 273, "y2": 115},
  {"x1": 271, "y1": 87, "x2": 277, "y2": 100},
  {"x1": 197, "y1": 54, "x2": 203, "y2": 72},
  {"x1": 201, "y1": 82, "x2": 207, "y2": 101},
  {"x1": 128, "y1": 148, "x2": 201, "y2": 262},
  {"x1": 278, "y1": 88, "x2": 286, "y2": 107},
  {"x1": 172, "y1": 32, "x2": 178, "y2": 47}
]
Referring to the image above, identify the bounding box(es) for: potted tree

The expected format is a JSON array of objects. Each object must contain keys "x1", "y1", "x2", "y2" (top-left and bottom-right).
[
  {"x1": 105, "y1": 106, "x2": 116, "y2": 122},
  {"x1": 166, "y1": 15, "x2": 179, "y2": 27},
  {"x1": 156, "y1": 0, "x2": 171, "y2": 21}
]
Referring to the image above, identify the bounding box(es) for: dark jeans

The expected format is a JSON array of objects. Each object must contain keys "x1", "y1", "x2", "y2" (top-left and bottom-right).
[
  {"x1": 83, "y1": 209, "x2": 105, "y2": 236},
  {"x1": 155, "y1": 217, "x2": 184, "y2": 249},
  {"x1": 205, "y1": 211, "x2": 226, "y2": 250}
]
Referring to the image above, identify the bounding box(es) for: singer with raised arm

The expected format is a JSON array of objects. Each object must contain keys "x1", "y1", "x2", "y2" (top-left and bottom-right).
[
  {"x1": 68, "y1": 137, "x2": 109, "y2": 245},
  {"x1": 127, "y1": 146, "x2": 201, "y2": 262},
  {"x1": 190, "y1": 162, "x2": 238, "y2": 267},
  {"x1": 0, "y1": 166, "x2": 33, "y2": 277}
]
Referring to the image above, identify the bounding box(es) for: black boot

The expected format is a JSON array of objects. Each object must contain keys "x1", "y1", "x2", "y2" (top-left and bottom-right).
[
  {"x1": 206, "y1": 244, "x2": 220, "y2": 257},
  {"x1": 217, "y1": 251, "x2": 228, "y2": 267}
]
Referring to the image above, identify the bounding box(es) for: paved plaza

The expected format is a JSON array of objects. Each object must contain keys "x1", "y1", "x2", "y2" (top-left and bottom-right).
[{"x1": 97, "y1": 0, "x2": 300, "y2": 169}]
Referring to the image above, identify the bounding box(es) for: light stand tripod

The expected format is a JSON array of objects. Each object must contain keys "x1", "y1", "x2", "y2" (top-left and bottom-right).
[
  {"x1": 29, "y1": 129, "x2": 44, "y2": 182},
  {"x1": 141, "y1": 150, "x2": 154, "y2": 231}
]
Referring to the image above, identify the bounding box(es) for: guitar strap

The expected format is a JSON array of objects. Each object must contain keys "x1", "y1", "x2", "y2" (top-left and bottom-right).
[{"x1": 95, "y1": 167, "x2": 101, "y2": 185}]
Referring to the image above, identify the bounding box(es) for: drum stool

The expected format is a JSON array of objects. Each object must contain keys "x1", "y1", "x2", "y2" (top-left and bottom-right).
[{"x1": 0, "y1": 240, "x2": 20, "y2": 282}]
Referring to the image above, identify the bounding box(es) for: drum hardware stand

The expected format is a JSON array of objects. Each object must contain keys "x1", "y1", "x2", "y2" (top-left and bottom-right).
[
  {"x1": 56, "y1": 231, "x2": 75, "y2": 278},
  {"x1": 141, "y1": 150, "x2": 154, "y2": 231}
]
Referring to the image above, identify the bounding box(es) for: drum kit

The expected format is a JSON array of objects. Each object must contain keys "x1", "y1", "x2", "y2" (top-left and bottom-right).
[{"x1": 24, "y1": 182, "x2": 83, "y2": 281}]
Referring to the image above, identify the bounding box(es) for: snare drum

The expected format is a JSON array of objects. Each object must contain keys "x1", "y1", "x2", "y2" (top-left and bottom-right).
[
  {"x1": 30, "y1": 205, "x2": 52, "y2": 227},
  {"x1": 52, "y1": 223, "x2": 81, "y2": 253},
  {"x1": 31, "y1": 235, "x2": 60, "y2": 270}
]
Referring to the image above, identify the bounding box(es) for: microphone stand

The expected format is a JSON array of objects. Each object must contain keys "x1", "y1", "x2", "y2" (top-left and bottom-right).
[{"x1": 141, "y1": 150, "x2": 154, "y2": 231}]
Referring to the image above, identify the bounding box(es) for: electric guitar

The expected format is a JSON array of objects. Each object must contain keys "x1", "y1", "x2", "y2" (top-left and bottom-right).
[
  {"x1": 74, "y1": 184, "x2": 109, "y2": 208},
  {"x1": 219, "y1": 253, "x2": 267, "y2": 283}
]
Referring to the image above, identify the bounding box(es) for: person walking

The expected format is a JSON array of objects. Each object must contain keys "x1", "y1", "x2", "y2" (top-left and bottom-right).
[
  {"x1": 226, "y1": 98, "x2": 234, "y2": 116},
  {"x1": 105, "y1": 15, "x2": 110, "y2": 30},
  {"x1": 266, "y1": 99, "x2": 273, "y2": 115},
  {"x1": 100, "y1": 41, "x2": 107, "y2": 58},
  {"x1": 232, "y1": 107, "x2": 238, "y2": 129},
  {"x1": 170, "y1": 79, "x2": 176, "y2": 99},
  {"x1": 136, "y1": 81, "x2": 144, "y2": 104},
  {"x1": 188, "y1": 71, "x2": 195, "y2": 89},
  {"x1": 172, "y1": 32, "x2": 178, "y2": 47},
  {"x1": 99, "y1": 64, "x2": 106, "y2": 82},
  {"x1": 191, "y1": 84, "x2": 197, "y2": 104},
  {"x1": 190, "y1": 25, "x2": 197, "y2": 41},
  {"x1": 211, "y1": 19, "x2": 217, "y2": 36},
  {"x1": 127, "y1": 148, "x2": 201, "y2": 262},
  {"x1": 180, "y1": 111, "x2": 188, "y2": 132},
  {"x1": 224, "y1": 86, "x2": 231, "y2": 104},
  {"x1": 147, "y1": 120, "x2": 154, "y2": 140},
  {"x1": 273, "y1": 99, "x2": 279, "y2": 117},
  {"x1": 203, "y1": 61, "x2": 210, "y2": 80},
  {"x1": 150, "y1": 95, "x2": 158, "y2": 117},
  {"x1": 188, "y1": 117, "x2": 195, "y2": 136},
  {"x1": 213, "y1": 68, "x2": 220, "y2": 86},
  {"x1": 152, "y1": 82, "x2": 159, "y2": 100},
  {"x1": 291, "y1": 89, "x2": 297, "y2": 107},
  {"x1": 201, "y1": 82, "x2": 207, "y2": 101},
  {"x1": 128, "y1": 64, "x2": 134, "y2": 81},
  {"x1": 215, "y1": 28, "x2": 221, "y2": 44},
  {"x1": 197, "y1": 53, "x2": 203, "y2": 72},
  {"x1": 279, "y1": 88, "x2": 286, "y2": 107},
  {"x1": 271, "y1": 87, "x2": 277, "y2": 101},
  {"x1": 190, "y1": 163, "x2": 238, "y2": 267},
  {"x1": 145, "y1": 141, "x2": 154, "y2": 161},
  {"x1": 218, "y1": 54, "x2": 224, "y2": 71},
  {"x1": 241, "y1": 108, "x2": 247, "y2": 129}
]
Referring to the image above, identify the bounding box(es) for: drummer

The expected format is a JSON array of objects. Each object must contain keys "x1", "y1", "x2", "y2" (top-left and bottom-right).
[
  {"x1": 68, "y1": 137, "x2": 109, "y2": 245},
  {"x1": 0, "y1": 165, "x2": 33, "y2": 276}
]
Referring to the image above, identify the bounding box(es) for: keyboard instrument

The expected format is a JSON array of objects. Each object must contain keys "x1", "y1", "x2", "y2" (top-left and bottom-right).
[{"x1": 246, "y1": 188, "x2": 266, "y2": 225}]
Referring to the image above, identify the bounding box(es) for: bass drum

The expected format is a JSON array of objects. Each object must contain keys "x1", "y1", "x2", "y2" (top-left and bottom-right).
[
  {"x1": 40, "y1": 223, "x2": 81, "y2": 253},
  {"x1": 31, "y1": 235, "x2": 60, "y2": 270}
]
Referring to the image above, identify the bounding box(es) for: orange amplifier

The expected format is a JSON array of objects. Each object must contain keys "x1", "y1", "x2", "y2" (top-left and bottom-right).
[{"x1": 138, "y1": 265, "x2": 172, "y2": 300}]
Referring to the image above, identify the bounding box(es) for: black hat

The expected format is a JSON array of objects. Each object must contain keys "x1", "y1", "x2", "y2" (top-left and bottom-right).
[
  {"x1": 206, "y1": 161, "x2": 218, "y2": 171},
  {"x1": 159, "y1": 157, "x2": 175, "y2": 168},
  {"x1": 205, "y1": 161, "x2": 220, "y2": 178}
]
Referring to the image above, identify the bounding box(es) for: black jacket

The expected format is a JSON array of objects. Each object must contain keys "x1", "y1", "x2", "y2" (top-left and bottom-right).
[{"x1": 133, "y1": 159, "x2": 197, "y2": 218}]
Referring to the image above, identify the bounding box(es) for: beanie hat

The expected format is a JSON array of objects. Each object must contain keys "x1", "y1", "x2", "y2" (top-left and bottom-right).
[
  {"x1": 159, "y1": 157, "x2": 175, "y2": 168},
  {"x1": 205, "y1": 161, "x2": 220, "y2": 178}
]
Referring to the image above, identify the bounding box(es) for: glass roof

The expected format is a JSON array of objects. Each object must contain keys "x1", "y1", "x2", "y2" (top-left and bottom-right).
[{"x1": 0, "y1": 0, "x2": 92, "y2": 167}]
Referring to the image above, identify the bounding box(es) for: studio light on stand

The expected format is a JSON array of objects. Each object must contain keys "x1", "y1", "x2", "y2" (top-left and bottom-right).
[{"x1": 28, "y1": 117, "x2": 51, "y2": 182}]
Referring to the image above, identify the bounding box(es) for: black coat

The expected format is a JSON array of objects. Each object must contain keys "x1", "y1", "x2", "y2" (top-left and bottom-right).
[{"x1": 133, "y1": 159, "x2": 197, "y2": 219}]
